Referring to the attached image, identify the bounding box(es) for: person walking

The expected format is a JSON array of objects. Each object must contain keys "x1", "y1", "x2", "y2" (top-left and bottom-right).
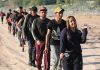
[
  {"x1": 0, "y1": 11, "x2": 5, "y2": 24},
  {"x1": 23, "y1": 6, "x2": 39, "y2": 66},
  {"x1": 60, "y1": 16, "x2": 88, "y2": 70},
  {"x1": 31, "y1": 6, "x2": 50, "y2": 70},
  {"x1": 6, "y1": 9, "x2": 12, "y2": 33},
  {"x1": 16, "y1": 6, "x2": 25, "y2": 48},
  {"x1": 45, "y1": 6, "x2": 66, "y2": 70}
]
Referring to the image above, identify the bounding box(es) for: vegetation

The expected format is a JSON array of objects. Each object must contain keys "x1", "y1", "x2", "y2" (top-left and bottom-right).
[
  {"x1": 0, "y1": 0, "x2": 100, "y2": 14},
  {"x1": 0, "y1": 0, "x2": 100, "y2": 8}
]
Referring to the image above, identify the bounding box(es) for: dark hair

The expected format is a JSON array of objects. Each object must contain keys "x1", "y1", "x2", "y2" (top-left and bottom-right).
[
  {"x1": 66, "y1": 16, "x2": 78, "y2": 41},
  {"x1": 31, "y1": 6, "x2": 37, "y2": 12},
  {"x1": 19, "y1": 6, "x2": 23, "y2": 9},
  {"x1": 9, "y1": 9, "x2": 12, "y2": 11}
]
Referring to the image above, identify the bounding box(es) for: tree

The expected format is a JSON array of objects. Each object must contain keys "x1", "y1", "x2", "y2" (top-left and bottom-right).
[
  {"x1": 35, "y1": 0, "x2": 42, "y2": 5},
  {"x1": 96, "y1": 0, "x2": 100, "y2": 5},
  {"x1": 56, "y1": 0, "x2": 61, "y2": 4},
  {"x1": 64, "y1": 0, "x2": 71, "y2": 4}
]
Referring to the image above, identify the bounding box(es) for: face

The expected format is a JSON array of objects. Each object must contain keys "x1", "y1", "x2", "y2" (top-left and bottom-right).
[
  {"x1": 18, "y1": 8, "x2": 23, "y2": 13},
  {"x1": 31, "y1": 11, "x2": 37, "y2": 15},
  {"x1": 39, "y1": 10, "x2": 47, "y2": 18},
  {"x1": 68, "y1": 17, "x2": 76, "y2": 29},
  {"x1": 28, "y1": 9, "x2": 32, "y2": 14},
  {"x1": 55, "y1": 11, "x2": 63, "y2": 19}
]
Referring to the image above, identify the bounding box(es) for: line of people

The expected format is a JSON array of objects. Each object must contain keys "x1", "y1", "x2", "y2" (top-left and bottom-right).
[{"x1": 0, "y1": 5, "x2": 88, "y2": 70}]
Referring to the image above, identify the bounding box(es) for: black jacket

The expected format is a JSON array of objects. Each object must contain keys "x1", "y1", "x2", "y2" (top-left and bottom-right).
[
  {"x1": 60, "y1": 27, "x2": 88, "y2": 53},
  {"x1": 23, "y1": 14, "x2": 39, "y2": 41},
  {"x1": 31, "y1": 18, "x2": 50, "y2": 41}
]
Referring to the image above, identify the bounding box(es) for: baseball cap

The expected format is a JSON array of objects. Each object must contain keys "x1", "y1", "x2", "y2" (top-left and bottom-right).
[
  {"x1": 39, "y1": 6, "x2": 47, "y2": 11},
  {"x1": 54, "y1": 6, "x2": 64, "y2": 13}
]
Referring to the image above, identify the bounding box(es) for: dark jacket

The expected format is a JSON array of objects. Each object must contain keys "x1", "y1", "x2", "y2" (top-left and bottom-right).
[
  {"x1": 23, "y1": 14, "x2": 39, "y2": 41},
  {"x1": 60, "y1": 27, "x2": 87, "y2": 53},
  {"x1": 31, "y1": 18, "x2": 50, "y2": 41}
]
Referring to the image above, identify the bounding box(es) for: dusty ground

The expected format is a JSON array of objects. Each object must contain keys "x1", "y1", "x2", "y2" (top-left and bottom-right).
[{"x1": 0, "y1": 15, "x2": 100, "y2": 70}]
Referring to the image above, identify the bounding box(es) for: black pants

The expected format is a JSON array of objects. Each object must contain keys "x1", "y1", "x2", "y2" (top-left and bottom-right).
[
  {"x1": 27, "y1": 40, "x2": 36, "y2": 64},
  {"x1": 62, "y1": 52, "x2": 83, "y2": 70}
]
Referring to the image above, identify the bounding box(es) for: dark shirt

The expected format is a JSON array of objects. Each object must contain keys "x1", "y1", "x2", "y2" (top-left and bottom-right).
[
  {"x1": 23, "y1": 14, "x2": 39, "y2": 41},
  {"x1": 60, "y1": 28, "x2": 87, "y2": 53},
  {"x1": 16, "y1": 14, "x2": 24, "y2": 23},
  {"x1": 0, "y1": 12, "x2": 5, "y2": 17},
  {"x1": 6, "y1": 12, "x2": 12, "y2": 19},
  {"x1": 14, "y1": 12, "x2": 19, "y2": 22},
  {"x1": 47, "y1": 19, "x2": 66, "y2": 45},
  {"x1": 31, "y1": 18, "x2": 50, "y2": 41}
]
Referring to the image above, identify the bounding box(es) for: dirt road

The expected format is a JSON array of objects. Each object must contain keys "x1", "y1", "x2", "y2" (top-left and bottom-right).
[{"x1": 0, "y1": 16, "x2": 100, "y2": 70}]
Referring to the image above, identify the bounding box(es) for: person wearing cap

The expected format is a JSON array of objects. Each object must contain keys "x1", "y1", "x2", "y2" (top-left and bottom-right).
[
  {"x1": 44, "y1": 6, "x2": 66, "y2": 70},
  {"x1": 31, "y1": 6, "x2": 50, "y2": 70},
  {"x1": 23, "y1": 6, "x2": 39, "y2": 66}
]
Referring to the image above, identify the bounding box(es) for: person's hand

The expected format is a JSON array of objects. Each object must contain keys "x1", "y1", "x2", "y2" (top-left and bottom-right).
[
  {"x1": 81, "y1": 24, "x2": 88, "y2": 36},
  {"x1": 22, "y1": 34, "x2": 26, "y2": 41},
  {"x1": 36, "y1": 40, "x2": 41, "y2": 45},
  {"x1": 44, "y1": 47, "x2": 48, "y2": 54},
  {"x1": 36, "y1": 40, "x2": 44, "y2": 46},
  {"x1": 60, "y1": 53, "x2": 64, "y2": 60}
]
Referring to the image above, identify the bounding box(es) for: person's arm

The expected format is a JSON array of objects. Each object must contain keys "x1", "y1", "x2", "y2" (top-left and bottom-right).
[
  {"x1": 60, "y1": 28, "x2": 67, "y2": 53},
  {"x1": 22, "y1": 14, "x2": 29, "y2": 37},
  {"x1": 44, "y1": 21, "x2": 52, "y2": 53},
  {"x1": 31, "y1": 19, "x2": 41, "y2": 40},
  {"x1": 17, "y1": 18, "x2": 22, "y2": 29},
  {"x1": 45, "y1": 29, "x2": 51, "y2": 50},
  {"x1": 6, "y1": 13, "x2": 8, "y2": 19},
  {"x1": 60, "y1": 28, "x2": 67, "y2": 59},
  {"x1": 80, "y1": 28, "x2": 88, "y2": 43}
]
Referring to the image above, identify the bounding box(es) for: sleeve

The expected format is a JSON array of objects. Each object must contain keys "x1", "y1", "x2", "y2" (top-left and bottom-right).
[
  {"x1": 60, "y1": 28, "x2": 67, "y2": 53},
  {"x1": 16, "y1": 15, "x2": 22, "y2": 23},
  {"x1": 16, "y1": 16, "x2": 20, "y2": 22},
  {"x1": 79, "y1": 28, "x2": 88, "y2": 43},
  {"x1": 6, "y1": 13, "x2": 9, "y2": 19},
  {"x1": 47, "y1": 21, "x2": 53, "y2": 30},
  {"x1": 31, "y1": 19, "x2": 41, "y2": 40},
  {"x1": 22, "y1": 15, "x2": 29, "y2": 36}
]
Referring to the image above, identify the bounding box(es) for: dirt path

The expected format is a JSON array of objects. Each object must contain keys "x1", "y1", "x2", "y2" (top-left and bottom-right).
[
  {"x1": 0, "y1": 16, "x2": 100, "y2": 70},
  {"x1": 0, "y1": 21, "x2": 37, "y2": 70}
]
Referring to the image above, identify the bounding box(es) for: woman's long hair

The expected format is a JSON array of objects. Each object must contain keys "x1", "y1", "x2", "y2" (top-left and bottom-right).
[
  {"x1": 67, "y1": 16, "x2": 77, "y2": 31},
  {"x1": 66, "y1": 16, "x2": 78, "y2": 40}
]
